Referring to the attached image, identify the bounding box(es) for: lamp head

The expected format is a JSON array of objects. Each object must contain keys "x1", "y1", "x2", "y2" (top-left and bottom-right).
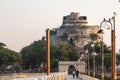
[
  {"x1": 92, "y1": 52, "x2": 97, "y2": 56},
  {"x1": 91, "y1": 42, "x2": 94, "y2": 47},
  {"x1": 97, "y1": 29, "x2": 104, "y2": 37},
  {"x1": 85, "y1": 49, "x2": 88, "y2": 53}
]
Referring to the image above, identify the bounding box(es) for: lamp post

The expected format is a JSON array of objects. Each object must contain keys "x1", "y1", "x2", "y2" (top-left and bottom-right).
[
  {"x1": 97, "y1": 13, "x2": 117, "y2": 80},
  {"x1": 91, "y1": 43, "x2": 96, "y2": 77},
  {"x1": 88, "y1": 52, "x2": 90, "y2": 76},
  {"x1": 97, "y1": 20, "x2": 105, "y2": 80},
  {"x1": 101, "y1": 36, "x2": 104, "y2": 80},
  {"x1": 85, "y1": 49, "x2": 90, "y2": 76},
  {"x1": 46, "y1": 28, "x2": 50, "y2": 75}
]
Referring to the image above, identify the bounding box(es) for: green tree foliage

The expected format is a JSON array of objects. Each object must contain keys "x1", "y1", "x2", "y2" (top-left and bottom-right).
[
  {"x1": 50, "y1": 44, "x2": 80, "y2": 69},
  {"x1": 84, "y1": 41, "x2": 111, "y2": 55},
  {"x1": 50, "y1": 30, "x2": 57, "y2": 35},
  {"x1": 90, "y1": 34, "x2": 99, "y2": 41},
  {"x1": 89, "y1": 53, "x2": 111, "y2": 70},
  {"x1": 89, "y1": 33, "x2": 111, "y2": 54},
  {"x1": 0, "y1": 42, "x2": 6, "y2": 47},
  {"x1": 104, "y1": 53, "x2": 111, "y2": 69},
  {"x1": 0, "y1": 42, "x2": 21, "y2": 69},
  {"x1": 21, "y1": 40, "x2": 80, "y2": 70},
  {"x1": 84, "y1": 41, "x2": 111, "y2": 70},
  {"x1": 116, "y1": 54, "x2": 120, "y2": 65},
  {"x1": 21, "y1": 40, "x2": 46, "y2": 69}
]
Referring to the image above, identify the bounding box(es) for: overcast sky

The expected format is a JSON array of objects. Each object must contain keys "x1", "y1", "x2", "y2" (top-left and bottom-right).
[{"x1": 0, "y1": 0, "x2": 120, "y2": 52}]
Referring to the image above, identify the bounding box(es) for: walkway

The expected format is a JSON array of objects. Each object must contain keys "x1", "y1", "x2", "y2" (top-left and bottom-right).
[{"x1": 65, "y1": 75, "x2": 82, "y2": 80}]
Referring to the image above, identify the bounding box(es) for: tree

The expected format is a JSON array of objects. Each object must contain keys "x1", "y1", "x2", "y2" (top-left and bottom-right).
[
  {"x1": 0, "y1": 42, "x2": 21, "y2": 72},
  {"x1": 116, "y1": 54, "x2": 120, "y2": 65},
  {"x1": 89, "y1": 53, "x2": 111, "y2": 72},
  {"x1": 51, "y1": 44, "x2": 80, "y2": 71},
  {"x1": 90, "y1": 33, "x2": 99, "y2": 41},
  {"x1": 50, "y1": 30, "x2": 57, "y2": 35},
  {"x1": 84, "y1": 41, "x2": 111, "y2": 55},
  {"x1": 84, "y1": 41, "x2": 111, "y2": 70},
  {"x1": 21, "y1": 40, "x2": 46, "y2": 69},
  {"x1": 21, "y1": 39, "x2": 80, "y2": 71},
  {"x1": 0, "y1": 42, "x2": 6, "y2": 47}
]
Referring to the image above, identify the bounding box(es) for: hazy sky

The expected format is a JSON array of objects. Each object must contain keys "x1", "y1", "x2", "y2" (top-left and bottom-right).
[{"x1": 0, "y1": 0, "x2": 120, "y2": 52}]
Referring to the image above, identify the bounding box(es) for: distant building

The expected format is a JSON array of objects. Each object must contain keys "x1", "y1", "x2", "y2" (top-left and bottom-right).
[{"x1": 50, "y1": 12, "x2": 99, "y2": 53}]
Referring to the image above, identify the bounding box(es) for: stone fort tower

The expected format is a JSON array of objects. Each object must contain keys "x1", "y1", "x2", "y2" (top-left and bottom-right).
[{"x1": 51, "y1": 12, "x2": 99, "y2": 53}]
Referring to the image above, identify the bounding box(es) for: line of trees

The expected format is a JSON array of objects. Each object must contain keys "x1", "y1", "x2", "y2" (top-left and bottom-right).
[
  {"x1": 0, "y1": 42, "x2": 21, "y2": 73},
  {"x1": 20, "y1": 39, "x2": 80, "y2": 72},
  {"x1": 1, "y1": 38, "x2": 120, "y2": 73}
]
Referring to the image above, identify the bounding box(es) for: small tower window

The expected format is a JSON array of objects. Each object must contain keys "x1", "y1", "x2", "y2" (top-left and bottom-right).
[
  {"x1": 79, "y1": 16, "x2": 87, "y2": 20},
  {"x1": 63, "y1": 16, "x2": 66, "y2": 20}
]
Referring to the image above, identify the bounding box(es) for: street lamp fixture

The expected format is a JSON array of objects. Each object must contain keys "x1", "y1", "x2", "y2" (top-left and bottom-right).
[
  {"x1": 91, "y1": 43, "x2": 94, "y2": 48},
  {"x1": 97, "y1": 13, "x2": 117, "y2": 80}
]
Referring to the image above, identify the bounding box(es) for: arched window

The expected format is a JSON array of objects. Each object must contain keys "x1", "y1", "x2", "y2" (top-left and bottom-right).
[{"x1": 69, "y1": 38, "x2": 73, "y2": 45}]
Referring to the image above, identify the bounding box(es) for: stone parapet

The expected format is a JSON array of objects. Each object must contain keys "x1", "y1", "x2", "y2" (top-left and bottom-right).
[{"x1": 0, "y1": 71, "x2": 68, "y2": 80}]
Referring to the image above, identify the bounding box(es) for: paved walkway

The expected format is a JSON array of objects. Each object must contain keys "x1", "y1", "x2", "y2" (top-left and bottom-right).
[{"x1": 65, "y1": 75, "x2": 82, "y2": 80}]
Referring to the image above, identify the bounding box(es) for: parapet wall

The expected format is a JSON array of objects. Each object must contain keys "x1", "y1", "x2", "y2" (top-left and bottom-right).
[
  {"x1": 0, "y1": 71, "x2": 68, "y2": 80},
  {"x1": 79, "y1": 74, "x2": 100, "y2": 80}
]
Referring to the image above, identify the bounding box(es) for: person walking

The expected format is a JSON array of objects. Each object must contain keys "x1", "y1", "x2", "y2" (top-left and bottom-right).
[
  {"x1": 72, "y1": 70, "x2": 75, "y2": 78},
  {"x1": 76, "y1": 70, "x2": 79, "y2": 78}
]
